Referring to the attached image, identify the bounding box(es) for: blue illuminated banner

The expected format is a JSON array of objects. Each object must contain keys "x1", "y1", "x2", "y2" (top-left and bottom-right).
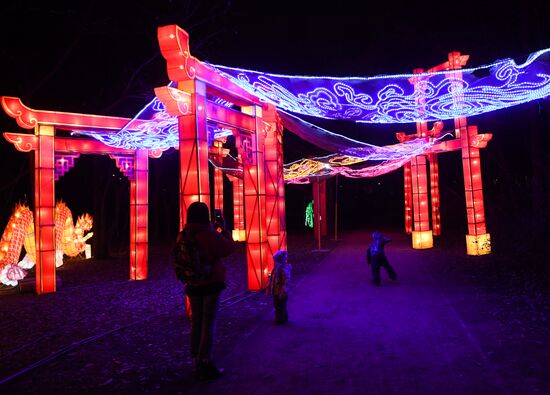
[{"x1": 211, "y1": 48, "x2": 550, "y2": 123}]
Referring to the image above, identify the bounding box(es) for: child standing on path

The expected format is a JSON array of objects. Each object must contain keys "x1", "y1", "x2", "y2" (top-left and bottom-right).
[
  {"x1": 366, "y1": 231, "x2": 397, "y2": 286},
  {"x1": 266, "y1": 250, "x2": 292, "y2": 324}
]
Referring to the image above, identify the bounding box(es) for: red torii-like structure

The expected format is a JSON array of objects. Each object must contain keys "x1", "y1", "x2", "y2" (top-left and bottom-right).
[
  {"x1": 1, "y1": 97, "x2": 153, "y2": 293},
  {"x1": 397, "y1": 51, "x2": 492, "y2": 254},
  {"x1": 1, "y1": 24, "x2": 287, "y2": 294},
  {"x1": 155, "y1": 24, "x2": 287, "y2": 289},
  {"x1": 306, "y1": 52, "x2": 492, "y2": 256},
  {"x1": 1, "y1": 24, "x2": 494, "y2": 295}
]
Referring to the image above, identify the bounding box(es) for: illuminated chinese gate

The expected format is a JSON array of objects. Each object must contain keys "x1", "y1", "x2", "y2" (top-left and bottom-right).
[
  {"x1": 1, "y1": 24, "x2": 287, "y2": 294},
  {"x1": 398, "y1": 52, "x2": 492, "y2": 255},
  {"x1": 1, "y1": 97, "x2": 155, "y2": 293},
  {"x1": 156, "y1": 24, "x2": 287, "y2": 290},
  {"x1": 2, "y1": 23, "x2": 501, "y2": 295}
]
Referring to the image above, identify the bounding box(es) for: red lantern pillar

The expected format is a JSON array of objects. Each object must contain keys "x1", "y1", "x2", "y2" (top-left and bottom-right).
[
  {"x1": 35, "y1": 124, "x2": 56, "y2": 294},
  {"x1": 312, "y1": 178, "x2": 327, "y2": 250},
  {"x1": 403, "y1": 162, "x2": 413, "y2": 234},
  {"x1": 448, "y1": 52, "x2": 491, "y2": 255},
  {"x1": 129, "y1": 149, "x2": 149, "y2": 280},
  {"x1": 213, "y1": 140, "x2": 224, "y2": 214},
  {"x1": 276, "y1": 118, "x2": 287, "y2": 250},
  {"x1": 228, "y1": 172, "x2": 245, "y2": 242},
  {"x1": 177, "y1": 79, "x2": 210, "y2": 228},
  {"x1": 263, "y1": 106, "x2": 287, "y2": 259},
  {"x1": 409, "y1": 68, "x2": 433, "y2": 249},
  {"x1": 410, "y1": 153, "x2": 432, "y2": 248},
  {"x1": 429, "y1": 153, "x2": 441, "y2": 236},
  {"x1": 242, "y1": 105, "x2": 269, "y2": 290},
  {"x1": 320, "y1": 179, "x2": 327, "y2": 237}
]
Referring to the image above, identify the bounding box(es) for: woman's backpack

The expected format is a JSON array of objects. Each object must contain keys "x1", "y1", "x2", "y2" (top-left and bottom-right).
[{"x1": 174, "y1": 229, "x2": 212, "y2": 284}]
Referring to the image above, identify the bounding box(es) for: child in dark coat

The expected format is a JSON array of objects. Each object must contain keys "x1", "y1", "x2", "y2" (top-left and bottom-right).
[
  {"x1": 266, "y1": 250, "x2": 292, "y2": 324},
  {"x1": 366, "y1": 231, "x2": 397, "y2": 286}
]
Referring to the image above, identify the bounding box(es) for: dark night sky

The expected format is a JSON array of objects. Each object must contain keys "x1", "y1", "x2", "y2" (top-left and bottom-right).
[{"x1": 1, "y1": 1, "x2": 549, "y2": 245}]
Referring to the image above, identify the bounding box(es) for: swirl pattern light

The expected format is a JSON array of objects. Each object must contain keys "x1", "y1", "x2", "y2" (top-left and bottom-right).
[
  {"x1": 283, "y1": 135, "x2": 437, "y2": 184},
  {"x1": 210, "y1": 48, "x2": 550, "y2": 123},
  {"x1": 285, "y1": 156, "x2": 418, "y2": 184},
  {"x1": 74, "y1": 98, "x2": 179, "y2": 150},
  {"x1": 76, "y1": 49, "x2": 550, "y2": 151}
]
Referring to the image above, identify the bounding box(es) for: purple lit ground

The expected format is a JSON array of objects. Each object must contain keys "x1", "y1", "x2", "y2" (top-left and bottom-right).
[{"x1": 0, "y1": 230, "x2": 548, "y2": 394}]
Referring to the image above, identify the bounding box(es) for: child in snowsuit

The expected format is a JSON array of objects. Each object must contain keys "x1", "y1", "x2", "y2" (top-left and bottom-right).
[
  {"x1": 266, "y1": 250, "x2": 292, "y2": 324},
  {"x1": 366, "y1": 231, "x2": 397, "y2": 286}
]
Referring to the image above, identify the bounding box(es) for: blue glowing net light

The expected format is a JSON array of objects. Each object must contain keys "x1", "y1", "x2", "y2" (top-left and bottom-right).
[
  {"x1": 210, "y1": 48, "x2": 550, "y2": 123},
  {"x1": 72, "y1": 48, "x2": 550, "y2": 182}
]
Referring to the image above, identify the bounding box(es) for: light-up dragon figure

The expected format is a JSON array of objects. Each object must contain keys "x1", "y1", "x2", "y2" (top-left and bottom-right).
[{"x1": 0, "y1": 202, "x2": 93, "y2": 286}]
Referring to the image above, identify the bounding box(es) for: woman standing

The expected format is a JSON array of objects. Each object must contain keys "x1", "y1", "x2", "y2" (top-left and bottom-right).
[{"x1": 175, "y1": 201, "x2": 235, "y2": 381}]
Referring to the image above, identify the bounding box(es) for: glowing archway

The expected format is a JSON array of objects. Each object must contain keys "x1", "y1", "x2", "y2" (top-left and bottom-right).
[{"x1": 1, "y1": 97, "x2": 154, "y2": 293}]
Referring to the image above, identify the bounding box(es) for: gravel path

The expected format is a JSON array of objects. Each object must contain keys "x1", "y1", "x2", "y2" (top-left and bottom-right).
[
  {"x1": 0, "y1": 229, "x2": 547, "y2": 394},
  {"x1": 0, "y1": 231, "x2": 335, "y2": 393}
]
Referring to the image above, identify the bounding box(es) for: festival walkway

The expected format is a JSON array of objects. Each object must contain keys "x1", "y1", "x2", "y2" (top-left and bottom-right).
[{"x1": 182, "y1": 231, "x2": 544, "y2": 395}]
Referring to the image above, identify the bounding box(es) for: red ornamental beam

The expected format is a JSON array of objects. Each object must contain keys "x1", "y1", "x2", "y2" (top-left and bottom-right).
[
  {"x1": 396, "y1": 122, "x2": 444, "y2": 144},
  {"x1": 1, "y1": 96, "x2": 148, "y2": 131},
  {"x1": 154, "y1": 86, "x2": 192, "y2": 116},
  {"x1": 157, "y1": 25, "x2": 263, "y2": 107},
  {"x1": 428, "y1": 133, "x2": 492, "y2": 153},
  {"x1": 3, "y1": 133, "x2": 136, "y2": 154},
  {"x1": 425, "y1": 53, "x2": 469, "y2": 73},
  {"x1": 156, "y1": 86, "x2": 256, "y2": 132},
  {"x1": 205, "y1": 101, "x2": 256, "y2": 132}
]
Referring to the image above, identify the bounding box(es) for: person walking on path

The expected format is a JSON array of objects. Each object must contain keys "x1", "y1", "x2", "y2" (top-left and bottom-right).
[
  {"x1": 174, "y1": 201, "x2": 235, "y2": 381},
  {"x1": 366, "y1": 231, "x2": 397, "y2": 286},
  {"x1": 266, "y1": 250, "x2": 292, "y2": 324}
]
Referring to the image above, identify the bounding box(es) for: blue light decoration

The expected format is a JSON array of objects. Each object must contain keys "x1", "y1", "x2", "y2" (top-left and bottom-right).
[
  {"x1": 72, "y1": 48, "x2": 550, "y2": 182},
  {"x1": 278, "y1": 110, "x2": 445, "y2": 159},
  {"x1": 73, "y1": 97, "x2": 179, "y2": 150},
  {"x1": 209, "y1": 48, "x2": 550, "y2": 123},
  {"x1": 73, "y1": 97, "x2": 234, "y2": 150}
]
